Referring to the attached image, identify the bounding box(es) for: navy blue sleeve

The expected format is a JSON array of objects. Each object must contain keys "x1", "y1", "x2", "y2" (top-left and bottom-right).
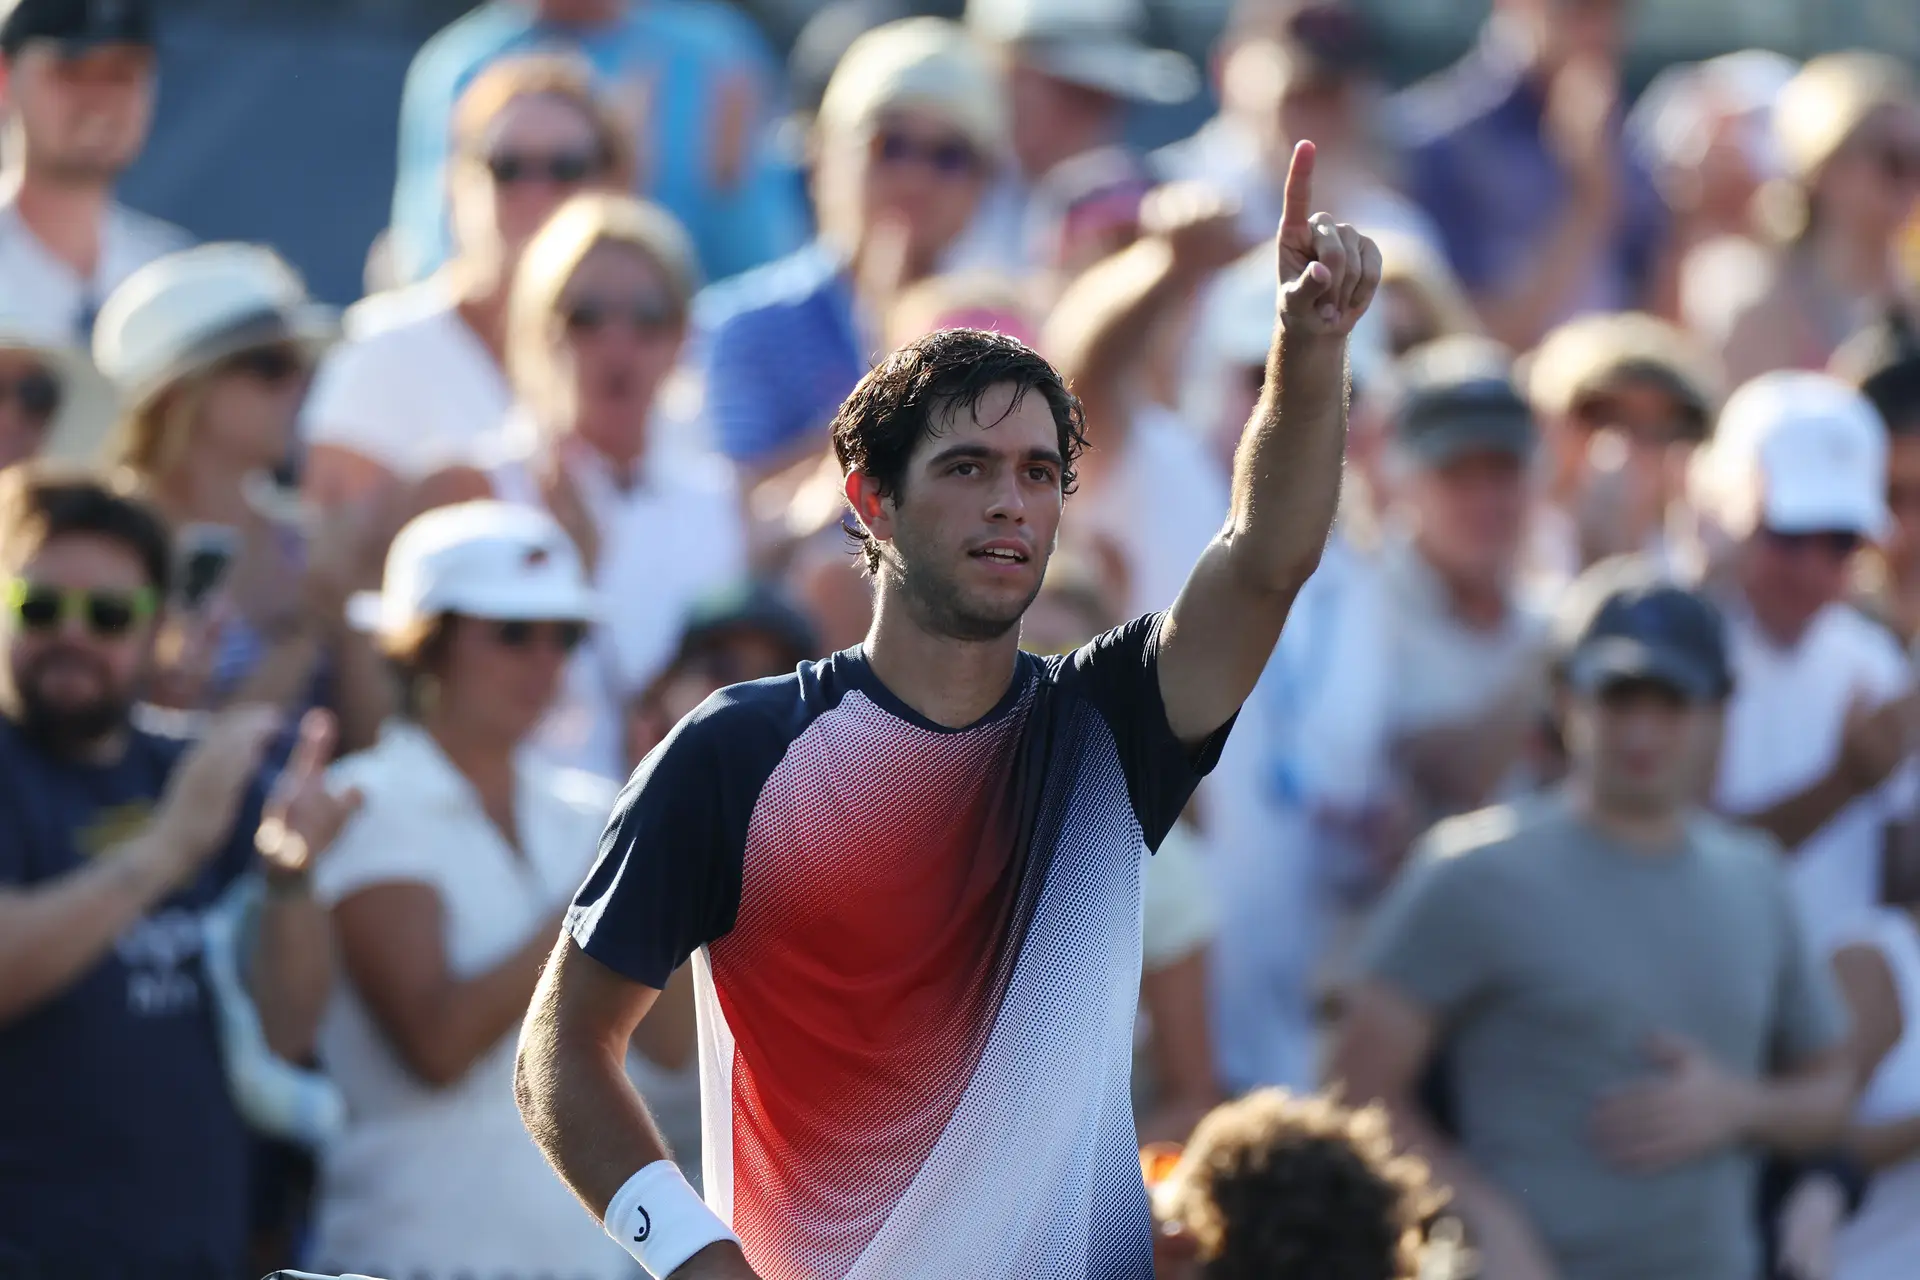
[
  {"x1": 567, "y1": 681, "x2": 800, "y2": 989},
  {"x1": 1068, "y1": 612, "x2": 1235, "y2": 852}
]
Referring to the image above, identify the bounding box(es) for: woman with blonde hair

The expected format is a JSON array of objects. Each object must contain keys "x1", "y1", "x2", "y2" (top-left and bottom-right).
[
  {"x1": 413, "y1": 191, "x2": 746, "y2": 783},
  {"x1": 91, "y1": 243, "x2": 389, "y2": 755},
  {"x1": 302, "y1": 54, "x2": 636, "y2": 510}
]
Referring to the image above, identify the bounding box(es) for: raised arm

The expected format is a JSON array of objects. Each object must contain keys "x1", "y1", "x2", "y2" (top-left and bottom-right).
[{"x1": 1157, "y1": 141, "x2": 1381, "y2": 746}]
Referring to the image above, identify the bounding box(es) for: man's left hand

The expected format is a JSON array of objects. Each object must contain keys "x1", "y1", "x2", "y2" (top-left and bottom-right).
[
  {"x1": 1590, "y1": 1032, "x2": 1753, "y2": 1172},
  {"x1": 256, "y1": 708, "x2": 364, "y2": 881}
]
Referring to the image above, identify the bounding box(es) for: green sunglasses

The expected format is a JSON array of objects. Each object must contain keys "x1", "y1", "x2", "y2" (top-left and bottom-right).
[{"x1": 5, "y1": 579, "x2": 158, "y2": 638}]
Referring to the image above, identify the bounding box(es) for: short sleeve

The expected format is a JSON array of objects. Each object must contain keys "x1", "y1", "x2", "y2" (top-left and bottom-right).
[
  {"x1": 301, "y1": 335, "x2": 413, "y2": 471},
  {"x1": 311, "y1": 801, "x2": 448, "y2": 908},
  {"x1": 1354, "y1": 837, "x2": 1501, "y2": 1018},
  {"x1": 567, "y1": 691, "x2": 790, "y2": 988},
  {"x1": 1068, "y1": 612, "x2": 1234, "y2": 852},
  {"x1": 1766, "y1": 854, "x2": 1850, "y2": 1066},
  {"x1": 701, "y1": 308, "x2": 801, "y2": 464}
]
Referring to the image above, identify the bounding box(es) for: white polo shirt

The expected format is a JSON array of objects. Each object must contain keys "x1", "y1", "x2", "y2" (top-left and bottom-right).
[
  {"x1": 1715, "y1": 601, "x2": 1919, "y2": 948},
  {"x1": 0, "y1": 181, "x2": 190, "y2": 342}
]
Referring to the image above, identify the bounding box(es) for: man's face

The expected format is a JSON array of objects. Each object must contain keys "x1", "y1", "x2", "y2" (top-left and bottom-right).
[
  {"x1": 5, "y1": 532, "x2": 157, "y2": 751},
  {"x1": 1740, "y1": 527, "x2": 1862, "y2": 644},
  {"x1": 1566, "y1": 678, "x2": 1719, "y2": 816},
  {"x1": 1407, "y1": 447, "x2": 1529, "y2": 586},
  {"x1": 454, "y1": 91, "x2": 613, "y2": 261},
  {"x1": 1554, "y1": 377, "x2": 1699, "y2": 555},
  {"x1": 819, "y1": 106, "x2": 990, "y2": 274},
  {"x1": 4, "y1": 43, "x2": 155, "y2": 184},
  {"x1": 859, "y1": 382, "x2": 1066, "y2": 642}
]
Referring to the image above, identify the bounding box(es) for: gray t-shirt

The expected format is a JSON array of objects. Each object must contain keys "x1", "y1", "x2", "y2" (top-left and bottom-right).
[{"x1": 1358, "y1": 793, "x2": 1847, "y2": 1280}]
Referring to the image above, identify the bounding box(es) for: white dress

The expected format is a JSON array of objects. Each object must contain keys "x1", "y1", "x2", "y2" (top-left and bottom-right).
[{"x1": 1836, "y1": 908, "x2": 1920, "y2": 1280}]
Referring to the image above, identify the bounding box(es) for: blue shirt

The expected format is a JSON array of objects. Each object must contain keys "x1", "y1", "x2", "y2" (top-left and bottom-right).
[
  {"x1": 390, "y1": 0, "x2": 808, "y2": 285},
  {"x1": 0, "y1": 714, "x2": 265, "y2": 1279},
  {"x1": 694, "y1": 239, "x2": 869, "y2": 466},
  {"x1": 1392, "y1": 32, "x2": 1666, "y2": 317}
]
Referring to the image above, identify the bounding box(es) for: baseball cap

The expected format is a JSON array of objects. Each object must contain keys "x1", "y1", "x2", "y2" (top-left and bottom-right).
[
  {"x1": 965, "y1": 0, "x2": 1198, "y2": 106},
  {"x1": 816, "y1": 18, "x2": 1009, "y2": 162},
  {"x1": 1559, "y1": 560, "x2": 1733, "y2": 702},
  {"x1": 1699, "y1": 370, "x2": 1890, "y2": 538},
  {"x1": 0, "y1": 0, "x2": 154, "y2": 56},
  {"x1": 347, "y1": 501, "x2": 597, "y2": 638},
  {"x1": 674, "y1": 583, "x2": 819, "y2": 669},
  {"x1": 1392, "y1": 337, "x2": 1536, "y2": 466}
]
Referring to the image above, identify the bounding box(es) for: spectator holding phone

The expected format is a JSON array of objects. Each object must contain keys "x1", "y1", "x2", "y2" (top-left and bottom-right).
[
  {"x1": 303, "y1": 500, "x2": 633, "y2": 1280},
  {"x1": 91, "y1": 243, "x2": 390, "y2": 754},
  {"x1": 0, "y1": 465, "x2": 360, "y2": 1280}
]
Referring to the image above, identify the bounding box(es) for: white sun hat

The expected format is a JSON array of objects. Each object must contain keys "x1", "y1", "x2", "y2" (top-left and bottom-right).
[
  {"x1": 965, "y1": 0, "x2": 1198, "y2": 105},
  {"x1": 91, "y1": 242, "x2": 337, "y2": 412},
  {"x1": 348, "y1": 501, "x2": 598, "y2": 638}
]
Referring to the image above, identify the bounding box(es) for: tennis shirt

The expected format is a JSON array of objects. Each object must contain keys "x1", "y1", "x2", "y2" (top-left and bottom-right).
[{"x1": 568, "y1": 613, "x2": 1230, "y2": 1280}]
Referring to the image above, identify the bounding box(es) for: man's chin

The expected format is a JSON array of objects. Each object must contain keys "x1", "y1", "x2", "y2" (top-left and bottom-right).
[{"x1": 17, "y1": 694, "x2": 131, "y2": 754}]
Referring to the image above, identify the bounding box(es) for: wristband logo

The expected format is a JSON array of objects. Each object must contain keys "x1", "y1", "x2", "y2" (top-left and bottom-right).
[{"x1": 633, "y1": 1204, "x2": 651, "y2": 1243}]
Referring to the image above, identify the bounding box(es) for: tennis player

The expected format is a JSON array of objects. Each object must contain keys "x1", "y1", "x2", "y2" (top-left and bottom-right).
[{"x1": 516, "y1": 141, "x2": 1380, "y2": 1280}]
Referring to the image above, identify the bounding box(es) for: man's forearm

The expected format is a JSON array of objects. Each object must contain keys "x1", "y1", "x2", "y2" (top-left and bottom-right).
[
  {"x1": 1740, "y1": 1060, "x2": 1855, "y2": 1155},
  {"x1": 1221, "y1": 330, "x2": 1348, "y2": 593},
  {"x1": 0, "y1": 832, "x2": 179, "y2": 1027},
  {"x1": 1736, "y1": 769, "x2": 1860, "y2": 853},
  {"x1": 248, "y1": 876, "x2": 334, "y2": 1062},
  {"x1": 1044, "y1": 237, "x2": 1192, "y2": 441}
]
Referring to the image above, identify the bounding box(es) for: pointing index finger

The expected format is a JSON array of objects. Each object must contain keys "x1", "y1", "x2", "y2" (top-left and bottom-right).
[{"x1": 1280, "y1": 139, "x2": 1316, "y2": 236}]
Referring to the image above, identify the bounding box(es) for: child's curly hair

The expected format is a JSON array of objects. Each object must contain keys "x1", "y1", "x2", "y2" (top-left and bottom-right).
[{"x1": 1155, "y1": 1089, "x2": 1446, "y2": 1280}]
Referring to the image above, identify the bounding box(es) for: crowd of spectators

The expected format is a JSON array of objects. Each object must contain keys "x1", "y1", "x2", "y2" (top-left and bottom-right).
[{"x1": 2, "y1": 0, "x2": 1920, "y2": 1276}]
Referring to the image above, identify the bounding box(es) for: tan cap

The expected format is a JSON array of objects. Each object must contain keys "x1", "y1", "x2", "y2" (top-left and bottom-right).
[
  {"x1": 1774, "y1": 51, "x2": 1915, "y2": 181},
  {"x1": 816, "y1": 17, "x2": 1009, "y2": 160},
  {"x1": 1523, "y1": 311, "x2": 1722, "y2": 434}
]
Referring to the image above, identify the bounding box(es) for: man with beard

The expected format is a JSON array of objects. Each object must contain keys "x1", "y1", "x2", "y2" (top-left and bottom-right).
[
  {"x1": 0, "y1": 466, "x2": 361, "y2": 1279},
  {"x1": 517, "y1": 143, "x2": 1378, "y2": 1280},
  {"x1": 0, "y1": 0, "x2": 190, "y2": 343}
]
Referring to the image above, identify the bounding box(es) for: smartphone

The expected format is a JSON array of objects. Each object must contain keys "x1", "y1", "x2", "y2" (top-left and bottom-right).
[{"x1": 175, "y1": 523, "x2": 241, "y2": 612}]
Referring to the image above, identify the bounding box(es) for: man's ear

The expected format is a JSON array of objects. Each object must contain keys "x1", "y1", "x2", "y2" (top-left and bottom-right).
[{"x1": 845, "y1": 469, "x2": 893, "y2": 542}]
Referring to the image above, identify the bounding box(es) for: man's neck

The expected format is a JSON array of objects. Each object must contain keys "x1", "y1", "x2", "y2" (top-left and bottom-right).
[
  {"x1": 1565, "y1": 778, "x2": 1688, "y2": 851},
  {"x1": 8, "y1": 168, "x2": 113, "y2": 281},
  {"x1": 862, "y1": 588, "x2": 1022, "y2": 729},
  {"x1": 1414, "y1": 536, "x2": 1510, "y2": 630}
]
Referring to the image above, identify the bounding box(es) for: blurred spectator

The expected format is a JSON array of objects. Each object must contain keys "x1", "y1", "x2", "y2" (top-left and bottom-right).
[
  {"x1": 1376, "y1": 340, "x2": 1550, "y2": 829},
  {"x1": 1150, "y1": 1089, "x2": 1446, "y2": 1280},
  {"x1": 1690, "y1": 371, "x2": 1919, "y2": 948},
  {"x1": 415, "y1": 192, "x2": 744, "y2": 782},
  {"x1": 696, "y1": 17, "x2": 1003, "y2": 486},
  {"x1": 1834, "y1": 315, "x2": 1920, "y2": 641},
  {"x1": 1716, "y1": 54, "x2": 1920, "y2": 387},
  {"x1": 389, "y1": 0, "x2": 805, "y2": 287},
  {"x1": 0, "y1": 466, "x2": 358, "y2": 1280},
  {"x1": 1371, "y1": 230, "x2": 1483, "y2": 359},
  {"x1": 90, "y1": 245, "x2": 390, "y2": 755},
  {"x1": 1332, "y1": 564, "x2": 1854, "y2": 1280},
  {"x1": 303, "y1": 56, "x2": 634, "y2": 511},
  {"x1": 1018, "y1": 545, "x2": 1223, "y2": 1145},
  {"x1": 1830, "y1": 891, "x2": 1920, "y2": 1278},
  {"x1": 954, "y1": 0, "x2": 1195, "y2": 277},
  {"x1": 0, "y1": 0, "x2": 188, "y2": 344},
  {"x1": 1156, "y1": 4, "x2": 1441, "y2": 256},
  {"x1": 307, "y1": 500, "x2": 635, "y2": 1279},
  {"x1": 0, "y1": 302, "x2": 112, "y2": 470},
  {"x1": 1391, "y1": 0, "x2": 1666, "y2": 351},
  {"x1": 1521, "y1": 311, "x2": 1720, "y2": 591}
]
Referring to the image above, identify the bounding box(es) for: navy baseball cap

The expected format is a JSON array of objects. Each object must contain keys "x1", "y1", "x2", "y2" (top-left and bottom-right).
[
  {"x1": 1393, "y1": 339, "x2": 1537, "y2": 467},
  {"x1": 1561, "y1": 567, "x2": 1733, "y2": 703},
  {"x1": 0, "y1": 0, "x2": 154, "y2": 56}
]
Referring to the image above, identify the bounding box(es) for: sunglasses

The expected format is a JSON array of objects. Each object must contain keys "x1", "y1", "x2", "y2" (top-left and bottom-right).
[
  {"x1": 1569, "y1": 395, "x2": 1703, "y2": 444},
  {"x1": 6, "y1": 579, "x2": 157, "y2": 638},
  {"x1": 0, "y1": 368, "x2": 61, "y2": 421},
  {"x1": 1762, "y1": 528, "x2": 1864, "y2": 559},
  {"x1": 219, "y1": 344, "x2": 308, "y2": 384},
  {"x1": 561, "y1": 294, "x2": 682, "y2": 336},
  {"x1": 484, "y1": 148, "x2": 606, "y2": 186},
  {"x1": 489, "y1": 619, "x2": 589, "y2": 653},
  {"x1": 872, "y1": 129, "x2": 982, "y2": 178}
]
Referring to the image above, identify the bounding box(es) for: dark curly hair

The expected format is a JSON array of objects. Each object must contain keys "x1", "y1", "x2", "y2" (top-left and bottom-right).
[
  {"x1": 829, "y1": 328, "x2": 1088, "y2": 574},
  {"x1": 1156, "y1": 1089, "x2": 1445, "y2": 1280}
]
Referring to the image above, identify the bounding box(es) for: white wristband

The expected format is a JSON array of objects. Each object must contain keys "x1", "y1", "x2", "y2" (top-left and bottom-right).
[{"x1": 605, "y1": 1160, "x2": 740, "y2": 1278}]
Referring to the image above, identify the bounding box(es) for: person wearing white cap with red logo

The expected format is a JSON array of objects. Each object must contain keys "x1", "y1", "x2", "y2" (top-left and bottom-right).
[
  {"x1": 1692, "y1": 370, "x2": 1920, "y2": 948},
  {"x1": 305, "y1": 499, "x2": 642, "y2": 1280}
]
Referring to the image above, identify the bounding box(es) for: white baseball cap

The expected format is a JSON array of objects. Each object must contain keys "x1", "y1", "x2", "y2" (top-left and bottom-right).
[
  {"x1": 1700, "y1": 370, "x2": 1891, "y2": 539},
  {"x1": 965, "y1": 0, "x2": 1197, "y2": 105},
  {"x1": 816, "y1": 18, "x2": 1009, "y2": 161},
  {"x1": 347, "y1": 501, "x2": 597, "y2": 638}
]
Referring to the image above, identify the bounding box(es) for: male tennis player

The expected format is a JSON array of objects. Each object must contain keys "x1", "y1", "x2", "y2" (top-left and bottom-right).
[{"x1": 516, "y1": 141, "x2": 1380, "y2": 1280}]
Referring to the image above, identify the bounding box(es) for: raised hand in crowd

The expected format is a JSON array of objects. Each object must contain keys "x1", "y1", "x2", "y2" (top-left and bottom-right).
[
  {"x1": 255, "y1": 708, "x2": 365, "y2": 883},
  {"x1": 141, "y1": 705, "x2": 284, "y2": 893},
  {"x1": 1138, "y1": 181, "x2": 1249, "y2": 280},
  {"x1": 1836, "y1": 686, "x2": 1920, "y2": 800}
]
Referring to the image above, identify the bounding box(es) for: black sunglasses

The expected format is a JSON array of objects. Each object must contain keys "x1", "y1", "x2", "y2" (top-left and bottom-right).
[
  {"x1": 485, "y1": 148, "x2": 606, "y2": 186},
  {"x1": 872, "y1": 129, "x2": 982, "y2": 178},
  {"x1": 490, "y1": 619, "x2": 589, "y2": 653},
  {"x1": 1763, "y1": 528, "x2": 1864, "y2": 559},
  {"x1": 562, "y1": 294, "x2": 682, "y2": 336},
  {"x1": 6, "y1": 579, "x2": 157, "y2": 638},
  {"x1": 219, "y1": 345, "x2": 308, "y2": 384},
  {"x1": 0, "y1": 368, "x2": 61, "y2": 420}
]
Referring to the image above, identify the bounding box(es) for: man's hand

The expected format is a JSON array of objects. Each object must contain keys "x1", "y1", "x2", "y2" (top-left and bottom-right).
[
  {"x1": 1275, "y1": 140, "x2": 1381, "y2": 339},
  {"x1": 1836, "y1": 688, "x2": 1919, "y2": 798},
  {"x1": 1776, "y1": 1171, "x2": 1844, "y2": 1280},
  {"x1": 671, "y1": 1241, "x2": 763, "y2": 1279},
  {"x1": 1138, "y1": 182, "x2": 1248, "y2": 280},
  {"x1": 1544, "y1": 55, "x2": 1621, "y2": 208},
  {"x1": 1590, "y1": 1033, "x2": 1753, "y2": 1172},
  {"x1": 255, "y1": 708, "x2": 364, "y2": 880},
  {"x1": 145, "y1": 705, "x2": 281, "y2": 889}
]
